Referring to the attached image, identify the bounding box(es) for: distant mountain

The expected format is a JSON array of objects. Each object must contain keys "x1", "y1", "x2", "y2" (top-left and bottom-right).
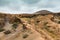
[{"x1": 34, "y1": 10, "x2": 53, "y2": 14}]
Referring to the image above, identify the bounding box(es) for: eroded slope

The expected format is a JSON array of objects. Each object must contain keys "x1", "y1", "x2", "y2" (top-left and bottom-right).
[{"x1": 0, "y1": 11, "x2": 60, "y2": 40}]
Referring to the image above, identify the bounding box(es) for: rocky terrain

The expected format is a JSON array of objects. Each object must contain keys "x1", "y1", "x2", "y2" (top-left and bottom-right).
[{"x1": 0, "y1": 10, "x2": 60, "y2": 40}]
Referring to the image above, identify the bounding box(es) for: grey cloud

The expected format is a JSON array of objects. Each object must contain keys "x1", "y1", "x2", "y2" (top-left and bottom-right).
[
  {"x1": 0, "y1": 0, "x2": 10, "y2": 6},
  {"x1": 0, "y1": 0, "x2": 60, "y2": 14},
  {"x1": 22, "y1": 0, "x2": 39, "y2": 4}
]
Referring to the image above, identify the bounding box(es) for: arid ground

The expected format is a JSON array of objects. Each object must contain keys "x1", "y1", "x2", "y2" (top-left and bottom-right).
[{"x1": 0, "y1": 10, "x2": 60, "y2": 40}]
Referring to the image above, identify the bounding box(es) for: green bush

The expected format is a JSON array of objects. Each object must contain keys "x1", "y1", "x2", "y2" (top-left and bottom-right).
[
  {"x1": 23, "y1": 34, "x2": 28, "y2": 38},
  {"x1": 14, "y1": 17, "x2": 21, "y2": 24},
  {"x1": 0, "y1": 28, "x2": 5, "y2": 32},
  {"x1": 4, "y1": 30, "x2": 11, "y2": 34},
  {"x1": 58, "y1": 21, "x2": 60, "y2": 24},
  {"x1": 12, "y1": 23, "x2": 18, "y2": 29}
]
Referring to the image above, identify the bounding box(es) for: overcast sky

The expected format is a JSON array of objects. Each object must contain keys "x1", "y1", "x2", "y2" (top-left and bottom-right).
[{"x1": 0, "y1": 0, "x2": 60, "y2": 14}]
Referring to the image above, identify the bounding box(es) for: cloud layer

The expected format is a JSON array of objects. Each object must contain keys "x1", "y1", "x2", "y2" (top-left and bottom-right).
[{"x1": 0, "y1": 0, "x2": 60, "y2": 14}]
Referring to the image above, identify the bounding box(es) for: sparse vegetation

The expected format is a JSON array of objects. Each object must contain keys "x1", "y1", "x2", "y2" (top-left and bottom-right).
[
  {"x1": 58, "y1": 21, "x2": 60, "y2": 24},
  {"x1": 23, "y1": 34, "x2": 28, "y2": 38},
  {"x1": 44, "y1": 22, "x2": 48, "y2": 25},
  {"x1": 44, "y1": 26, "x2": 49, "y2": 30},
  {"x1": 36, "y1": 20, "x2": 40, "y2": 23},
  {"x1": 0, "y1": 23, "x2": 5, "y2": 28},
  {"x1": 51, "y1": 16, "x2": 60, "y2": 24},
  {"x1": 0, "y1": 28, "x2": 5, "y2": 32},
  {"x1": 13, "y1": 17, "x2": 21, "y2": 24},
  {"x1": 43, "y1": 22, "x2": 50, "y2": 30},
  {"x1": 12, "y1": 23, "x2": 18, "y2": 29},
  {"x1": 22, "y1": 24, "x2": 27, "y2": 30},
  {"x1": 4, "y1": 30, "x2": 11, "y2": 34}
]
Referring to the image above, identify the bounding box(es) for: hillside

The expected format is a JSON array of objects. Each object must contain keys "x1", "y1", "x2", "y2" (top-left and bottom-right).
[{"x1": 0, "y1": 10, "x2": 60, "y2": 40}]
